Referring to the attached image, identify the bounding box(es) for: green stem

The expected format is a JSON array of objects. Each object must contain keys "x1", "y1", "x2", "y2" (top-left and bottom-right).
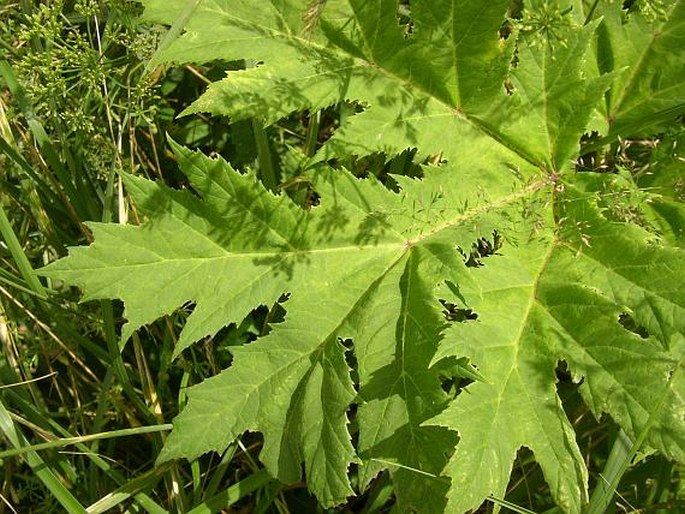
[
  {"x1": 303, "y1": 110, "x2": 321, "y2": 157},
  {"x1": 252, "y1": 119, "x2": 279, "y2": 191}
]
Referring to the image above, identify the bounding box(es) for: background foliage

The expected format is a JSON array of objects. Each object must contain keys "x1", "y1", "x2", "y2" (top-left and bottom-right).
[{"x1": 0, "y1": 1, "x2": 684, "y2": 513}]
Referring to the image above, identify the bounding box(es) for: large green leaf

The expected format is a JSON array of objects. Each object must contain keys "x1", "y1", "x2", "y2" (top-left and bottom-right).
[
  {"x1": 430, "y1": 185, "x2": 685, "y2": 513},
  {"x1": 43, "y1": 1, "x2": 685, "y2": 512},
  {"x1": 593, "y1": 0, "x2": 685, "y2": 137}
]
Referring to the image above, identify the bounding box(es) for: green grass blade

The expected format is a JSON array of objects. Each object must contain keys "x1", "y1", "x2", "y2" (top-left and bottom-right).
[
  {"x1": 85, "y1": 463, "x2": 172, "y2": 514},
  {"x1": 0, "y1": 59, "x2": 94, "y2": 222},
  {"x1": 144, "y1": 0, "x2": 202, "y2": 73},
  {"x1": 586, "y1": 361, "x2": 681, "y2": 514},
  {"x1": 185, "y1": 469, "x2": 273, "y2": 514},
  {"x1": 5, "y1": 390, "x2": 168, "y2": 514},
  {"x1": 0, "y1": 398, "x2": 87, "y2": 514},
  {"x1": 0, "y1": 203, "x2": 47, "y2": 297},
  {"x1": 0, "y1": 424, "x2": 173, "y2": 458},
  {"x1": 487, "y1": 495, "x2": 539, "y2": 514},
  {"x1": 585, "y1": 429, "x2": 633, "y2": 514},
  {"x1": 0, "y1": 135, "x2": 62, "y2": 206}
]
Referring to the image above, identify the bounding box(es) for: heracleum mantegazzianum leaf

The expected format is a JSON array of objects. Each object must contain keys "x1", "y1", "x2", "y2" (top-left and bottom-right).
[{"x1": 43, "y1": 1, "x2": 685, "y2": 512}]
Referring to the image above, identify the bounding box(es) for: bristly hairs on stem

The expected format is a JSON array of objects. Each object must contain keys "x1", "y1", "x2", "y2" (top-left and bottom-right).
[{"x1": 301, "y1": 0, "x2": 327, "y2": 40}]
